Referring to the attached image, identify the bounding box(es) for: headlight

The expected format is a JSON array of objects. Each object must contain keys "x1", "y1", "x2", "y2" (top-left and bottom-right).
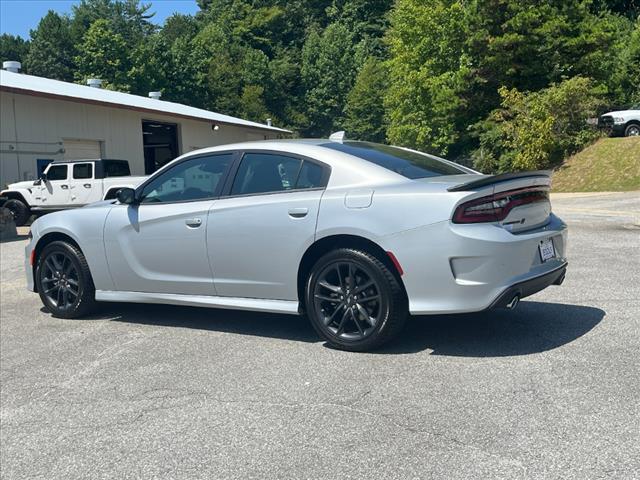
[{"x1": 613, "y1": 117, "x2": 625, "y2": 124}]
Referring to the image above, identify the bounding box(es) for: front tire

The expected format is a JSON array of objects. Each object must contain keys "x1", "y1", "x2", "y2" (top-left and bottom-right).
[
  {"x1": 305, "y1": 248, "x2": 407, "y2": 352},
  {"x1": 35, "y1": 241, "x2": 96, "y2": 318},
  {"x1": 3, "y1": 199, "x2": 30, "y2": 226},
  {"x1": 624, "y1": 123, "x2": 640, "y2": 137}
]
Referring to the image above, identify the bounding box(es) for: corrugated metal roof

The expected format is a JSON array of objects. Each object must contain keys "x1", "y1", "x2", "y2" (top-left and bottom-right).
[{"x1": 0, "y1": 70, "x2": 290, "y2": 133}]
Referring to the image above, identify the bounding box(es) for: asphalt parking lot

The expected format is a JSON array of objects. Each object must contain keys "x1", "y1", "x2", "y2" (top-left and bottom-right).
[{"x1": 1, "y1": 192, "x2": 639, "y2": 480}]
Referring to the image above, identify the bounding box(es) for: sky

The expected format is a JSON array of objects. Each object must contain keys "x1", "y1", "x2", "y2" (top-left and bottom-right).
[{"x1": 0, "y1": 0, "x2": 200, "y2": 38}]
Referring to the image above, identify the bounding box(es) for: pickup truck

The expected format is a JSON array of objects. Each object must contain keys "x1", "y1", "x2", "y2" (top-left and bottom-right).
[
  {"x1": 598, "y1": 108, "x2": 640, "y2": 137},
  {"x1": 0, "y1": 159, "x2": 146, "y2": 226}
]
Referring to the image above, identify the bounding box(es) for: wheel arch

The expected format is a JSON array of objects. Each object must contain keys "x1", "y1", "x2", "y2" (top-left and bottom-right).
[
  {"x1": 297, "y1": 234, "x2": 407, "y2": 313},
  {"x1": 2, "y1": 191, "x2": 29, "y2": 205},
  {"x1": 32, "y1": 232, "x2": 83, "y2": 291}
]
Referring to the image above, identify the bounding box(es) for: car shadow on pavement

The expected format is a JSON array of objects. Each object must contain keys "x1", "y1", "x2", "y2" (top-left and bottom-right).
[
  {"x1": 379, "y1": 301, "x2": 605, "y2": 356},
  {"x1": 83, "y1": 302, "x2": 320, "y2": 344},
  {"x1": 79, "y1": 300, "x2": 605, "y2": 357}
]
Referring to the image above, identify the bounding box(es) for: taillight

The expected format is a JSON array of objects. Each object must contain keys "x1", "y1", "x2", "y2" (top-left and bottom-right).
[{"x1": 453, "y1": 187, "x2": 549, "y2": 224}]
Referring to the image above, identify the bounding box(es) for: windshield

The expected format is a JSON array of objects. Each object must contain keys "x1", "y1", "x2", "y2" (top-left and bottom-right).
[{"x1": 322, "y1": 141, "x2": 467, "y2": 179}]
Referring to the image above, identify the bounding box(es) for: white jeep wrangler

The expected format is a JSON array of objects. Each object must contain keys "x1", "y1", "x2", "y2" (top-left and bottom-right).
[
  {"x1": 0, "y1": 159, "x2": 146, "y2": 226},
  {"x1": 598, "y1": 108, "x2": 640, "y2": 137}
]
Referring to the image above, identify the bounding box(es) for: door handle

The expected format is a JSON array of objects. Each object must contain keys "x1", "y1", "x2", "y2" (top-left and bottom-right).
[
  {"x1": 84, "y1": 183, "x2": 91, "y2": 188},
  {"x1": 185, "y1": 218, "x2": 202, "y2": 228},
  {"x1": 288, "y1": 207, "x2": 308, "y2": 218},
  {"x1": 61, "y1": 185, "x2": 69, "y2": 190}
]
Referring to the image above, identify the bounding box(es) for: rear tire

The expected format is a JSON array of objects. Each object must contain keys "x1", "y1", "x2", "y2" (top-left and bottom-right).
[
  {"x1": 305, "y1": 248, "x2": 407, "y2": 352},
  {"x1": 4, "y1": 199, "x2": 30, "y2": 226},
  {"x1": 35, "y1": 241, "x2": 96, "y2": 318}
]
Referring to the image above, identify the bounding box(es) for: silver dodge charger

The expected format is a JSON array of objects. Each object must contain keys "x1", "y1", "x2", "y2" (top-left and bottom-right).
[{"x1": 25, "y1": 139, "x2": 568, "y2": 351}]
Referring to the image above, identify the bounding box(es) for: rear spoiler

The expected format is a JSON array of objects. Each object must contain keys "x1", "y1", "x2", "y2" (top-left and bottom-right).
[{"x1": 447, "y1": 171, "x2": 551, "y2": 192}]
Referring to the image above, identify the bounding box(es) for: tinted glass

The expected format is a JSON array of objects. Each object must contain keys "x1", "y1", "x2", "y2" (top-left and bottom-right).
[
  {"x1": 231, "y1": 153, "x2": 302, "y2": 195},
  {"x1": 46, "y1": 165, "x2": 68, "y2": 181},
  {"x1": 140, "y1": 154, "x2": 232, "y2": 203},
  {"x1": 323, "y1": 142, "x2": 466, "y2": 179},
  {"x1": 296, "y1": 161, "x2": 325, "y2": 189},
  {"x1": 103, "y1": 160, "x2": 130, "y2": 177},
  {"x1": 73, "y1": 163, "x2": 93, "y2": 179}
]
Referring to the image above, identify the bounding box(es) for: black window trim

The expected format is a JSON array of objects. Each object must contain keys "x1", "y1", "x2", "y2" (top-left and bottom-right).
[
  {"x1": 72, "y1": 162, "x2": 94, "y2": 180},
  {"x1": 133, "y1": 150, "x2": 240, "y2": 205},
  {"x1": 220, "y1": 149, "x2": 331, "y2": 199}
]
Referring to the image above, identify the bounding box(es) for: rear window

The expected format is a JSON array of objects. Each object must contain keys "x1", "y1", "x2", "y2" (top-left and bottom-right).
[
  {"x1": 322, "y1": 141, "x2": 466, "y2": 179},
  {"x1": 103, "y1": 160, "x2": 130, "y2": 177}
]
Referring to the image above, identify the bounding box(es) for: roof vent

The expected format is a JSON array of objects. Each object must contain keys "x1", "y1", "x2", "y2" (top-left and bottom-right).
[
  {"x1": 266, "y1": 118, "x2": 272, "y2": 127},
  {"x1": 148, "y1": 91, "x2": 162, "y2": 100},
  {"x1": 2, "y1": 61, "x2": 21, "y2": 73},
  {"x1": 87, "y1": 78, "x2": 102, "y2": 88}
]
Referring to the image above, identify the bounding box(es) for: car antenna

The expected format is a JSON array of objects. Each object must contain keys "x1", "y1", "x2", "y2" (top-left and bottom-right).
[{"x1": 329, "y1": 131, "x2": 345, "y2": 142}]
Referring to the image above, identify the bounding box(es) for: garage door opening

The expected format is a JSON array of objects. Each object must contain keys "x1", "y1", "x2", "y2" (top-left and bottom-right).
[{"x1": 142, "y1": 120, "x2": 179, "y2": 174}]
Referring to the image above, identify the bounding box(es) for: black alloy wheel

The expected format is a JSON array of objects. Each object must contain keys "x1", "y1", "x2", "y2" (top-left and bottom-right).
[
  {"x1": 306, "y1": 248, "x2": 407, "y2": 351},
  {"x1": 36, "y1": 241, "x2": 95, "y2": 318}
]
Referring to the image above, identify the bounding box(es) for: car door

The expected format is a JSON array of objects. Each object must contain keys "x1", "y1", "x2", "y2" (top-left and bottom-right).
[
  {"x1": 207, "y1": 151, "x2": 329, "y2": 300},
  {"x1": 36, "y1": 164, "x2": 70, "y2": 207},
  {"x1": 104, "y1": 152, "x2": 235, "y2": 295},
  {"x1": 69, "y1": 162, "x2": 98, "y2": 205}
]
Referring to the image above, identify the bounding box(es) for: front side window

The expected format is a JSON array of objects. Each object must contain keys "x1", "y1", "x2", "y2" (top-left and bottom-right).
[
  {"x1": 73, "y1": 163, "x2": 93, "y2": 179},
  {"x1": 46, "y1": 165, "x2": 68, "y2": 181},
  {"x1": 139, "y1": 154, "x2": 233, "y2": 203}
]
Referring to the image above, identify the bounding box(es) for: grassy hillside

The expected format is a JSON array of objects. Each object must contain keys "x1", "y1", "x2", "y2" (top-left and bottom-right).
[{"x1": 552, "y1": 137, "x2": 640, "y2": 192}]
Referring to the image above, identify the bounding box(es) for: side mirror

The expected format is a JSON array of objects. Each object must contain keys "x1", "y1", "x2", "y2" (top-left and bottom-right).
[{"x1": 116, "y1": 187, "x2": 137, "y2": 205}]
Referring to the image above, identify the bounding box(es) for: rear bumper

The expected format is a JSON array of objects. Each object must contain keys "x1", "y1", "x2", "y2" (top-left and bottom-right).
[
  {"x1": 488, "y1": 262, "x2": 567, "y2": 309},
  {"x1": 379, "y1": 213, "x2": 568, "y2": 315}
]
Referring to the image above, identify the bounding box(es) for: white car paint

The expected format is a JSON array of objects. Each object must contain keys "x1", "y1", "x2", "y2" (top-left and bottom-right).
[{"x1": 25, "y1": 139, "x2": 568, "y2": 316}]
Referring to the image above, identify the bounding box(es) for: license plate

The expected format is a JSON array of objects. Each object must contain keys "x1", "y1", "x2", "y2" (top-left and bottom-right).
[{"x1": 539, "y1": 238, "x2": 556, "y2": 262}]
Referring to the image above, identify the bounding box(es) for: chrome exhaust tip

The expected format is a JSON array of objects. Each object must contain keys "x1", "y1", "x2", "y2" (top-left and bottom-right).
[{"x1": 506, "y1": 295, "x2": 520, "y2": 310}]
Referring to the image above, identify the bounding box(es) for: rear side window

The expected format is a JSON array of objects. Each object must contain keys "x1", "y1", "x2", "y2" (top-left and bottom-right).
[
  {"x1": 103, "y1": 160, "x2": 130, "y2": 177},
  {"x1": 296, "y1": 161, "x2": 325, "y2": 189},
  {"x1": 323, "y1": 141, "x2": 466, "y2": 179},
  {"x1": 231, "y1": 153, "x2": 302, "y2": 195},
  {"x1": 46, "y1": 165, "x2": 68, "y2": 181},
  {"x1": 73, "y1": 163, "x2": 93, "y2": 179}
]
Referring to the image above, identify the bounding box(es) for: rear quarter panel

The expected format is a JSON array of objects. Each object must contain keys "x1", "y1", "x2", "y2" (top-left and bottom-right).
[{"x1": 315, "y1": 181, "x2": 469, "y2": 242}]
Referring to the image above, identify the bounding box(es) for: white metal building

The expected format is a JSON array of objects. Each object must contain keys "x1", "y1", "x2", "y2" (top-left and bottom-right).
[{"x1": 0, "y1": 64, "x2": 289, "y2": 187}]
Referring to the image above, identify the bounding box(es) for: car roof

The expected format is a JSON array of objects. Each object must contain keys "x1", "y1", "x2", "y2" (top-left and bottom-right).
[
  {"x1": 168, "y1": 139, "x2": 408, "y2": 187},
  {"x1": 51, "y1": 158, "x2": 128, "y2": 164}
]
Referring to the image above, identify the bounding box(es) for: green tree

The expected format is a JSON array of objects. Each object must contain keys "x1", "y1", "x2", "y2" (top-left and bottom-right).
[
  {"x1": 70, "y1": 0, "x2": 155, "y2": 46},
  {"x1": 472, "y1": 77, "x2": 604, "y2": 173},
  {"x1": 24, "y1": 11, "x2": 76, "y2": 81},
  {"x1": 0, "y1": 34, "x2": 29, "y2": 64},
  {"x1": 301, "y1": 23, "x2": 361, "y2": 136},
  {"x1": 75, "y1": 19, "x2": 131, "y2": 90},
  {"x1": 385, "y1": 0, "x2": 470, "y2": 155},
  {"x1": 386, "y1": 0, "x2": 633, "y2": 158},
  {"x1": 343, "y1": 57, "x2": 388, "y2": 142}
]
